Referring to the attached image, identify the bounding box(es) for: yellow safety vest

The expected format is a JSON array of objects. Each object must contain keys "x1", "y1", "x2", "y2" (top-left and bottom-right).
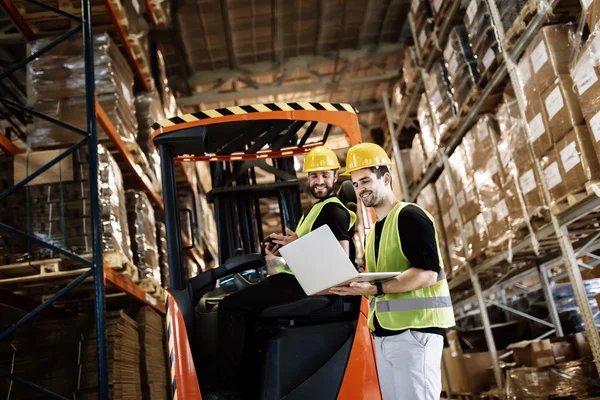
[
  {"x1": 278, "y1": 196, "x2": 356, "y2": 274},
  {"x1": 366, "y1": 202, "x2": 455, "y2": 331}
]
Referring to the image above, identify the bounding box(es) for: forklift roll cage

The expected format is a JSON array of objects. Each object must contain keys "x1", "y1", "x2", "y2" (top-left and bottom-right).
[{"x1": 152, "y1": 102, "x2": 381, "y2": 400}]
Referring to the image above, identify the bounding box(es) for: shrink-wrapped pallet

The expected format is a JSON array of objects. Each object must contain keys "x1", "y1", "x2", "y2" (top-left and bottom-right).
[
  {"x1": 127, "y1": 191, "x2": 161, "y2": 284},
  {"x1": 425, "y1": 60, "x2": 457, "y2": 140},
  {"x1": 29, "y1": 33, "x2": 137, "y2": 149},
  {"x1": 418, "y1": 94, "x2": 438, "y2": 160}
]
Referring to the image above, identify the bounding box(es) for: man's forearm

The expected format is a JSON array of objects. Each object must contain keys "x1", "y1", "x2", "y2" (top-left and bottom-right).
[
  {"x1": 339, "y1": 240, "x2": 350, "y2": 256},
  {"x1": 380, "y1": 268, "x2": 438, "y2": 294}
]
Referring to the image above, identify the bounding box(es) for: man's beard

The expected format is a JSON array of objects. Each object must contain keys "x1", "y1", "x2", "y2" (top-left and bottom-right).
[
  {"x1": 310, "y1": 184, "x2": 334, "y2": 199},
  {"x1": 359, "y1": 189, "x2": 383, "y2": 207}
]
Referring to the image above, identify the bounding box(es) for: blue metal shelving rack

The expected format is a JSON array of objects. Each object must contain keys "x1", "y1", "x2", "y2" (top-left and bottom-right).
[{"x1": 0, "y1": 1, "x2": 109, "y2": 398}]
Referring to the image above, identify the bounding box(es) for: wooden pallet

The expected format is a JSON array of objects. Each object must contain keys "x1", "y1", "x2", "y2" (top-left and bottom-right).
[
  {"x1": 0, "y1": 258, "x2": 68, "y2": 283},
  {"x1": 139, "y1": 277, "x2": 165, "y2": 302},
  {"x1": 502, "y1": 0, "x2": 538, "y2": 51},
  {"x1": 127, "y1": 35, "x2": 154, "y2": 88},
  {"x1": 551, "y1": 181, "x2": 600, "y2": 216},
  {"x1": 459, "y1": 88, "x2": 503, "y2": 118}
]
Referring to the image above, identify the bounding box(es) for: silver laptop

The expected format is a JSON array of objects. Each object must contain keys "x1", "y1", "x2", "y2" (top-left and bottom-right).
[{"x1": 278, "y1": 224, "x2": 399, "y2": 295}]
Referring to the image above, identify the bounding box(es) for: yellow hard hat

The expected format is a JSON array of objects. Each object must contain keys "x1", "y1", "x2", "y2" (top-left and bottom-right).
[
  {"x1": 303, "y1": 146, "x2": 340, "y2": 172},
  {"x1": 341, "y1": 143, "x2": 392, "y2": 176}
]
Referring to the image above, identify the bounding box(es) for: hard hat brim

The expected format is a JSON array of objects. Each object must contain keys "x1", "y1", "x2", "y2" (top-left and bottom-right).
[
  {"x1": 303, "y1": 166, "x2": 340, "y2": 173},
  {"x1": 340, "y1": 163, "x2": 392, "y2": 176}
]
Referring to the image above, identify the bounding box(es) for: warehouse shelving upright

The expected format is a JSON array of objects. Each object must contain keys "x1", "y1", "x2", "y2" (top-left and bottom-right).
[
  {"x1": 0, "y1": 0, "x2": 184, "y2": 397},
  {"x1": 0, "y1": 1, "x2": 110, "y2": 398},
  {"x1": 384, "y1": 0, "x2": 600, "y2": 392}
]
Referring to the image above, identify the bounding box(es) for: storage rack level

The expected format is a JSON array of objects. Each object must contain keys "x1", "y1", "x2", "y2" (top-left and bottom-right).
[{"x1": 391, "y1": 0, "x2": 600, "y2": 394}]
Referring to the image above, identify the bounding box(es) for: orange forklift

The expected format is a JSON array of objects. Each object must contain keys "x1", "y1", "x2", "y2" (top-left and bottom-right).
[{"x1": 152, "y1": 103, "x2": 382, "y2": 400}]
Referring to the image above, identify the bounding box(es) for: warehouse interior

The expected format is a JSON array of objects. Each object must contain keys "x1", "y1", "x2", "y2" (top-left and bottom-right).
[{"x1": 2, "y1": 0, "x2": 600, "y2": 399}]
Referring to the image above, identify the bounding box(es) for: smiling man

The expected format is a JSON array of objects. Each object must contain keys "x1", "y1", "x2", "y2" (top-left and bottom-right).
[
  {"x1": 207, "y1": 146, "x2": 356, "y2": 400},
  {"x1": 330, "y1": 143, "x2": 455, "y2": 400}
]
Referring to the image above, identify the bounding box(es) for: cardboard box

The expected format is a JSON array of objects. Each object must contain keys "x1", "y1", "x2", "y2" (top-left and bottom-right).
[
  {"x1": 507, "y1": 339, "x2": 556, "y2": 368},
  {"x1": 530, "y1": 25, "x2": 575, "y2": 93},
  {"x1": 443, "y1": 330, "x2": 501, "y2": 394},
  {"x1": 541, "y1": 147, "x2": 569, "y2": 204},
  {"x1": 550, "y1": 333, "x2": 592, "y2": 362},
  {"x1": 525, "y1": 83, "x2": 553, "y2": 157},
  {"x1": 584, "y1": 0, "x2": 600, "y2": 34},
  {"x1": 464, "y1": 216, "x2": 488, "y2": 258},
  {"x1": 542, "y1": 74, "x2": 584, "y2": 144},
  {"x1": 556, "y1": 126, "x2": 600, "y2": 193},
  {"x1": 509, "y1": 125, "x2": 547, "y2": 214},
  {"x1": 571, "y1": 36, "x2": 600, "y2": 118},
  {"x1": 551, "y1": 341, "x2": 577, "y2": 364},
  {"x1": 507, "y1": 367, "x2": 553, "y2": 399},
  {"x1": 14, "y1": 150, "x2": 74, "y2": 186}
]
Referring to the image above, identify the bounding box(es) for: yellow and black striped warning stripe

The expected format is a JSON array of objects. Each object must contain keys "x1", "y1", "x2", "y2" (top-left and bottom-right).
[
  {"x1": 166, "y1": 297, "x2": 178, "y2": 400},
  {"x1": 152, "y1": 102, "x2": 358, "y2": 131}
]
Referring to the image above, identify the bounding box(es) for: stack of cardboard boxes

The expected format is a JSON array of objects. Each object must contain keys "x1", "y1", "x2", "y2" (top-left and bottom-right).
[
  {"x1": 409, "y1": 0, "x2": 434, "y2": 63},
  {"x1": 464, "y1": 0, "x2": 502, "y2": 79},
  {"x1": 418, "y1": 93, "x2": 438, "y2": 162},
  {"x1": 520, "y1": 25, "x2": 600, "y2": 207},
  {"x1": 425, "y1": 60, "x2": 458, "y2": 141},
  {"x1": 126, "y1": 190, "x2": 161, "y2": 285},
  {"x1": 29, "y1": 34, "x2": 137, "y2": 149},
  {"x1": 410, "y1": 133, "x2": 426, "y2": 183},
  {"x1": 444, "y1": 328, "x2": 598, "y2": 397},
  {"x1": 0, "y1": 146, "x2": 132, "y2": 265},
  {"x1": 443, "y1": 26, "x2": 479, "y2": 112}
]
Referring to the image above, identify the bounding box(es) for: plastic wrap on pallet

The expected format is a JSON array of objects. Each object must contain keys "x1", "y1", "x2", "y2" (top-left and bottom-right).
[
  {"x1": 444, "y1": 26, "x2": 479, "y2": 110},
  {"x1": 541, "y1": 72, "x2": 584, "y2": 145},
  {"x1": 410, "y1": 1, "x2": 433, "y2": 60},
  {"x1": 507, "y1": 359, "x2": 600, "y2": 399},
  {"x1": 416, "y1": 184, "x2": 438, "y2": 216},
  {"x1": 495, "y1": 0, "x2": 529, "y2": 34},
  {"x1": 529, "y1": 25, "x2": 576, "y2": 94},
  {"x1": 29, "y1": 33, "x2": 137, "y2": 148},
  {"x1": 402, "y1": 47, "x2": 420, "y2": 93},
  {"x1": 540, "y1": 146, "x2": 569, "y2": 206},
  {"x1": 553, "y1": 278, "x2": 600, "y2": 332},
  {"x1": 126, "y1": 191, "x2": 161, "y2": 284},
  {"x1": 574, "y1": 29, "x2": 600, "y2": 161},
  {"x1": 135, "y1": 92, "x2": 166, "y2": 157},
  {"x1": 508, "y1": 123, "x2": 549, "y2": 219},
  {"x1": 418, "y1": 94, "x2": 437, "y2": 160},
  {"x1": 449, "y1": 144, "x2": 480, "y2": 224},
  {"x1": 466, "y1": 116, "x2": 512, "y2": 248},
  {"x1": 436, "y1": 170, "x2": 465, "y2": 271},
  {"x1": 496, "y1": 98, "x2": 521, "y2": 132},
  {"x1": 410, "y1": 134, "x2": 426, "y2": 183},
  {"x1": 582, "y1": 0, "x2": 600, "y2": 33},
  {"x1": 425, "y1": 60, "x2": 458, "y2": 140},
  {"x1": 558, "y1": 125, "x2": 600, "y2": 193},
  {"x1": 0, "y1": 145, "x2": 132, "y2": 264},
  {"x1": 156, "y1": 221, "x2": 170, "y2": 289}
]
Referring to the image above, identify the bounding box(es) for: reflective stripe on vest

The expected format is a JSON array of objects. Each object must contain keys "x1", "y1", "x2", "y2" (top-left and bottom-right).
[
  {"x1": 366, "y1": 202, "x2": 455, "y2": 331},
  {"x1": 277, "y1": 196, "x2": 356, "y2": 275},
  {"x1": 372, "y1": 296, "x2": 453, "y2": 312}
]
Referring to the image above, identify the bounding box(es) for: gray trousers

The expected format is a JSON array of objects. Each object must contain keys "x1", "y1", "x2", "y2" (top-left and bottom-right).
[{"x1": 374, "y1": 330, "x2": 444, "y2": 400}]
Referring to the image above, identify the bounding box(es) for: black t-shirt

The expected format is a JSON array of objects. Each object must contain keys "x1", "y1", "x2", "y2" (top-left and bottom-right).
[
  {"x1": 372, "y1": 204, "x2": 444, "y2": 337},
  {"x1": 302, "y1": 196, "x2": 356, "y2": 264}
]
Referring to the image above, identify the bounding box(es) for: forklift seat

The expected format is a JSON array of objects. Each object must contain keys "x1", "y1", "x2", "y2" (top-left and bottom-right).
[{"x1": 259, "y1": 295, "x2": 357, "y2": 320}]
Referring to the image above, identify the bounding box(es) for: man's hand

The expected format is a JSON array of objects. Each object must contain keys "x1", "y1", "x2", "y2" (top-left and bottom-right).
[
  {"x1": 329, "y1": 281, "x2": 377, "y2": 297},
  {"x1": 271, "y1": 228, "x2": 298, "y2": 247}
]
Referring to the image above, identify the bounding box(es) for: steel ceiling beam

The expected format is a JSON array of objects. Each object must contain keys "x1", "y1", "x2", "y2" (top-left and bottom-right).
[
  {"x1": 179, "y1": 71, "x2": 398, "y2": 105},
  {"x1": 188, "y1": 44, "x2": 403, "y2": 86}
]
